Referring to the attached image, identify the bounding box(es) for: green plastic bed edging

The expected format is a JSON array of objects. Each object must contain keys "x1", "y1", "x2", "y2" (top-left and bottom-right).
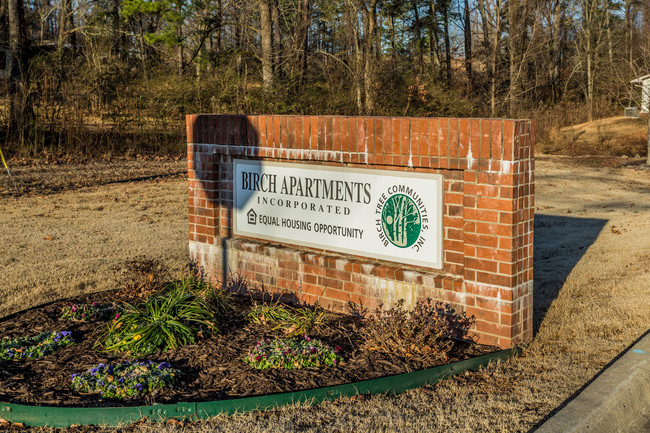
[{"x1": 0, "y1": 346, "x2": 520, "y2": 428}]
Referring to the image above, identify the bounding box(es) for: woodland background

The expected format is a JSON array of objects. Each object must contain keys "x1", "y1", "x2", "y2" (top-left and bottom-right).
[{"x1": 0, "y1": 0, "x2": 649, "y2": 159}]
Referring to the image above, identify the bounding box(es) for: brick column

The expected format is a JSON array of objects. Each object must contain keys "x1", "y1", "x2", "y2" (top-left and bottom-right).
[{"x1": 462, "y1": 119, "x2": 534, "y2": 347}]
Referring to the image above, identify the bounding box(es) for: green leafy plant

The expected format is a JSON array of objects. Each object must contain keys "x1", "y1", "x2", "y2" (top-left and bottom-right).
[
  {"x1": 245, "y1": 336, "x2": 343, "y2": 370},
  {"x1": 0, "y1": 331, "x2": 74, "y2": 360},
  {"x1": 361, "y1": 299, "x2": 475, "y2": 360},
  {"x1": 203, "y1": 285, "x2": 234, "y2": 315},
  {"x1": 247, "y1": 302, "x2": 328, "y2": 337},
  {"x1": 98, "y1": 286, "x2": 218, "y2": 356},
  {"x1": 247, "y1": 301, "x2": 292, "y2": 325},
  {"x1": 71, "y1": 360, "x2": 178, "y2": 399},
  {"x1": 161, "y1": 274, "x2": 211, "y2": 296},
  {"x1": 60, "y1": 302, "x2": 123, "y2": 321},
  {"x1": 169, "y1": 270, "x2": 234, "y2": 315},
  {"x1": 286, "y1": 307, "x2": 329, "y2": 336}
]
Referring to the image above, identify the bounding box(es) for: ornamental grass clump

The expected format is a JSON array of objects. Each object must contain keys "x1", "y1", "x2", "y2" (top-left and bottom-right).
[
  {"x1": 60, "y1": 302, "x2": 123, "y2": 321},
  {"x1": 98, "y1": 285, "x2": 218, "y2": 356},
  {"x1": 245, "y1": 336, "x2": 343, "y2": 370},
  {"x1": 247, "y1": 302, "x2": 329, "y2": 337},
  {"x1": 0, "y1": 331, "x2": 74, "y2": 360},
  {"x1": 166, "y1": 273, "x2": 234, "y2": 316},
  {"x1": 71, "y1": 360, "x2": 178, "y2": 399},
  {"x1": 361, "y1": 299, "x2": 475, "y2": 360}
]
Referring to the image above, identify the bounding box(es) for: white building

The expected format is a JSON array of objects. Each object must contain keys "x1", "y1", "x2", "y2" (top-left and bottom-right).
[{"x1": 630, "y1": 74, "x2": 650, "y2": 114}]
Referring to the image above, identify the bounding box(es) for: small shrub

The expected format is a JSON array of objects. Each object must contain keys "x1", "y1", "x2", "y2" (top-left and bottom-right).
[
  {"x1": 0, "y1": 331, "x2": 74, "y2": 360},
  {"x1": 99, "y1": 286, "x2": 218, "y2": 356},
  {"x1": 361, "y1": 299, "x2": 475, "y2": 360},
  {"x1": 71, "y1": 360, "x2": 178, "y2": 399},
  {"x1": 247, "y1": 303, "x2": 328, "y2": 337},
  {"x1": 60, "y1": 302, "x2": 123, "y2": 321},
  {"x1": 245, "y1": 336, "x2": 343, "y2": 370}
]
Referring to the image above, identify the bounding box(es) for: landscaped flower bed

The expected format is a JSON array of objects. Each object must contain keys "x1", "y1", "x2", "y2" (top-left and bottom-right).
[
  {"x1": 60, "y1": 302, "x2": 122, "y2": 322},
  {"x1": 71, "y1": 360, "x2": 179, "y2": 399},
  {"x1": 0, "y1": 330, "x2": 74, "y2": 360},
  {"x1": 0, "y1": 274, "x2": 496, "y2": 408},
  {"x1": 245, "y1": 336, "x2": 343, "y2": 370}
]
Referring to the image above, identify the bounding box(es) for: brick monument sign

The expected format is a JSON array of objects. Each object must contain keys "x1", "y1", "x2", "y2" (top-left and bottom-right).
[{"x1": 187, "y1": 115, "x2": 534, "y2": 348}]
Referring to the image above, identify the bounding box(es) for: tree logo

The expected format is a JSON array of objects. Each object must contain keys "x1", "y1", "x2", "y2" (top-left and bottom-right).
[{"x1": 380, "y1": 194, "x2": 422, "y2": 248}]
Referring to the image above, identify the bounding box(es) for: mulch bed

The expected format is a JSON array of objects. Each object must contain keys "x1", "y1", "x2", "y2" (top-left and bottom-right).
[{"x1": 0, "y1": 289, "x2": 497, "y2": 408}]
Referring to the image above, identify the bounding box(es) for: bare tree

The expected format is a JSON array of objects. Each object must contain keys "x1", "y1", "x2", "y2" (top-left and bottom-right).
[
  {"x1": 464, "y1": 0, "x2": 472, "y2": 94},
  {"x1": 7, "y1": 0, "x2": 30, "y2": 142},
  {"x1": 477, "y1": 0, "x2": 505, "y2": 116},
  {"x1": 260, "y1": 0, "x2": 273, "y2": 89},
  {"x1": 363, "y1": 0, "x2": 379, "y2": 114},
  {"x1": 575, "y1": 0, "x2": 609, "y2": 122}
]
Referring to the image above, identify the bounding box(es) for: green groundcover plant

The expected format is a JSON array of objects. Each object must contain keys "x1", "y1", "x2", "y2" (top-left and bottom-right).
[
  {"x1": 71, "y1": 360, "x2": 179, "y2": 399},
  {"x1": 60, "y1": 302, "x2": 123, "y2": 321},
  {"x1": 245, "y1": 336, "x2": 343, "y2": 370},
  {"x1": 0, "y1": 331, "x2": 74, "y2": 360}
]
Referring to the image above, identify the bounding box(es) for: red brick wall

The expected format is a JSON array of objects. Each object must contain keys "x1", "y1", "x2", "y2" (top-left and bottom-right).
[{"x1": 187, "y1": 115, "x2": 534, "y2": 348}]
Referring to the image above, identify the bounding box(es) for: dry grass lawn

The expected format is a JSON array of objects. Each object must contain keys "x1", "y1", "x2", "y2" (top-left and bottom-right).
[
  {"x1": 554, "y1": 115, "x2": 648, "y2": 156},
  {"x1": 0, "y1": 156, "x2": 648, "y2": 432}
]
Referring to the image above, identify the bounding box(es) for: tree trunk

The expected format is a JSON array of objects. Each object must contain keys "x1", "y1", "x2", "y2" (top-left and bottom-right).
[
  {"x1": 176, "y1": 1, "x2": 184, "y2": 75},
  {"x1": 549, "y1": 0, "x2": 561, "y2": 102},
  {"x1": 260, "y1": 0, "x2": 273, "y2": 90},
  {"x1": 7, "y1": 0, "x2": 29, "y2": 142},
  {"x1": 375, "y1": 8, "x2": 381, "y2": 62},
  {"x1": 443, "y1": 3, "x2": 451, "y2": 85},
  {"x1": 389, "y1": 12, "x2": 396, "y2": 72},
  {"x1": 347, "y1": 1, "x2": 364, "y2": 115},
  {"x1": 293, "y1": 0, "x2": 309, "y2": 87},
  {"x1": 647, "y1": 112, "x2": 650, "y2": 165},
  {"x1": 364, "y1": 0, "x2": 379, "y2": 114},
  {"x1": 477, "y1": 0, "x2": 503, "y2": 117},
  {"x1": 216, "y1": 0, "x2": 222, "y2": 53},
  {"x1": 58, "y1": 0, "x2": 71, "y2": 49},
  {"x1": 413, "y1": 0, "x2": 423, "y2": 72},
  {"x1": 428, "y1": 0, "x2": 442, "y2": 78},
  {"x1": 625, "y1": 0, "x2": 633, "y2": 67},
  {"x1": 586, "y1": 36, "x2": 593, "y2": 122},
  {"x1": 508, "y1": 0, "x2": 518, "y2": 117},
  {"x1": 464, "y1": 0, "x2": 472, "y2": 94},
  {"x1": 271, "y1": 0, "x2": 282, "y2": 78},
  {"x1": 606, "y1": 7, "x2": 613, "y2": 66}
]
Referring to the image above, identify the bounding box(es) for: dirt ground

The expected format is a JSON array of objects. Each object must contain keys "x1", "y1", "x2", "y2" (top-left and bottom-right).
[{"x1": 0, "y1": 156, "x2": 648, "y2": 432}]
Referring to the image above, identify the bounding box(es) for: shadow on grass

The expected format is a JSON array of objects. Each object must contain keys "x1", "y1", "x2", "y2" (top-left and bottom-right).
[{"x1": 533, "y1": 214, "x2": 608, "y2": 335}]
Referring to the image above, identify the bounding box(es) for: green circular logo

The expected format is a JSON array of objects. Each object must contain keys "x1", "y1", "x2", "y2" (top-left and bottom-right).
[{"x1": 381, "y1": 194, "x2": 422, "y2": 248}]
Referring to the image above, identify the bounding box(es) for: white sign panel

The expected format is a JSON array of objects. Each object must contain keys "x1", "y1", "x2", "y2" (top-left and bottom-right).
[{"x1": 233, "y1": 159, "x2": 444, "y2": 269}]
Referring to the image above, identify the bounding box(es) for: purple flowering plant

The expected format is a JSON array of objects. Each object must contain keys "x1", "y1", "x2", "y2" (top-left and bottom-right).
[
  {"x1": 0, "y1": 330, "x2": 74, "y2": 361},
  {"x1": 60, "y1": 302, "x2": 123, "y2": 322},
  {"x1": 71, "y1": 360, "x2": 178, "y2": 399},
  {"x1": 245, "y1": 336, "x2": 343, "y2": 370}
]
